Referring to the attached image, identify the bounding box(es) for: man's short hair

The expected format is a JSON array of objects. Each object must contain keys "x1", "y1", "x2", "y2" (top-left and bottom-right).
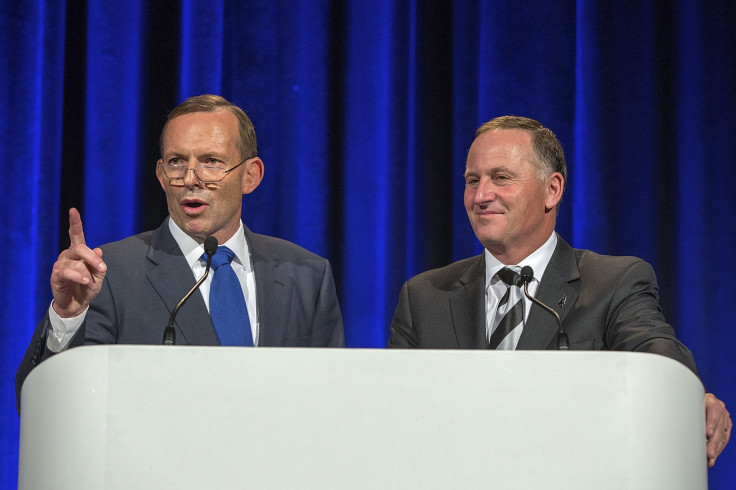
[
  {"x1": 475, "y1": 116, "x2": 567, "y2": 188},
  {"x1": 160, "y1": 94, "x2": 257, "y2": 160}
]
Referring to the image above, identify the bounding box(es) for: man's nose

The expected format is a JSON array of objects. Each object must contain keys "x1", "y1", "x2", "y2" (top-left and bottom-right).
[
  {"x1": 182, "y1": 162, "x2": 201, "y2": 188},
  {"x1": 473, "y1": 180, "x2": 495, "y2": 204}
]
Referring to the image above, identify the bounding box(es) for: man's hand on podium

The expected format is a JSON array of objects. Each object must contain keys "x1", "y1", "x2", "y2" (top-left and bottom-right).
[{"x1": 705, "y1": 392, "x2": 731, "y2": 468}]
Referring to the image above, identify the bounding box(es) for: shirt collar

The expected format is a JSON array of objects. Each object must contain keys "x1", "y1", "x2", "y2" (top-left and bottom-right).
[
  {"x1": 167, "y1": 218, "x2": 251, "y2": 271},
  {"x1": 484, "y1": 232, "x2": 558, "y2": 290}
]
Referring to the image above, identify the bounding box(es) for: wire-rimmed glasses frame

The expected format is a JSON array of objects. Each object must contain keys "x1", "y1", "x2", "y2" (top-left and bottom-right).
[{"x1": 157, "y1": 158, "x2": 248, "y2": 185}]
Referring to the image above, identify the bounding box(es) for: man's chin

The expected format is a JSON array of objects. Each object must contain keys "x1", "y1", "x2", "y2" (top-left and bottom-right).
[
  {"x1": 174, "y1": 217, "x2": 211, "y2": 239},
  {"x1": 184, "y1": 227, "x2": 211, "y2": 240},
  {"x1": 472, "y1": 225, "x2": 503, "y2": 243}
]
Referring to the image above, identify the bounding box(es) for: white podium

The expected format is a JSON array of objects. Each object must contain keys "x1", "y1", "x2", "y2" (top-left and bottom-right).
[{"x1": 18, "y1": 347, "x2": 706, "y2": 489}]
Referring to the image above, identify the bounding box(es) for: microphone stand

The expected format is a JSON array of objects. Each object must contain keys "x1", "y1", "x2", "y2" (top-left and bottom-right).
[
  {"x1": 520, "y1": 266, "x2": 569, "y2": 350},
  {"x1": 163, "y1": 236, "x2": 218, "y2": 345}
]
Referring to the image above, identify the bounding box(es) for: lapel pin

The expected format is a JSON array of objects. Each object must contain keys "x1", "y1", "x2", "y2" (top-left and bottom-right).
[{"x1": 558, "y1": 295, "x2": 567, "y2": 308}]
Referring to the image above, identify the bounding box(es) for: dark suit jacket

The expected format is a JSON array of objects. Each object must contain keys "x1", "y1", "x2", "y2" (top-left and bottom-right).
[
  {"x1": 389, "y1": 234, "x2": 698, "y2": 375},
  {"x1": 16, "y1": 219, "x2": 344, "y2": 406}
]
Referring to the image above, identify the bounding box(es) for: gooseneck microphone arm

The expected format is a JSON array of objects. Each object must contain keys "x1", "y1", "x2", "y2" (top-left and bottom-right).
[
  {"x1": 520, "y1": 266, "x2": 570, "y2": 350},
  {"x1": 163, "y1": 236, "x2": 219, "y2": 345}
]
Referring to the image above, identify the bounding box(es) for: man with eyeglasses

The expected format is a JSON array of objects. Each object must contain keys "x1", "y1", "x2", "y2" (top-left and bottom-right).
[{"x1": 16, "y1": 95, "x2": 344, "y2": 407}]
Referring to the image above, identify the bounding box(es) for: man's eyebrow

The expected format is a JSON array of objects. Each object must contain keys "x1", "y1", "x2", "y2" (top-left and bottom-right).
[
  {"x1": 464, "y1": 165, "x2": 515, "y2": 177},
  {"x1": 163, "y1": 151, "x2": 228, "y2": 160}
]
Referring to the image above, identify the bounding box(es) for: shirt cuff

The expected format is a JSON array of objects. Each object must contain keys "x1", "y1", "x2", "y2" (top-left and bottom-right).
[{"x1": 47, "y1": 301, "x2": 88, "y2": 353}]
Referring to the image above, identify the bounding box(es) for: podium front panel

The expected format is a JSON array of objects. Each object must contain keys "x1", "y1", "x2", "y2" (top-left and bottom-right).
[{"x1": 19, "y1": 347, "x2": 706, "y2": 489}]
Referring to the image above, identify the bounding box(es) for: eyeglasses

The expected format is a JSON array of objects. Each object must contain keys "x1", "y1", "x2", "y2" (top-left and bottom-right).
[{"x1": 157, "y1": 159, "x2": 247, "y2": 185}]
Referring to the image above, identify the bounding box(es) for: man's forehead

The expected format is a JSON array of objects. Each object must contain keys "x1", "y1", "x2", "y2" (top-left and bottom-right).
[
  {"x1": 166, "y1": 109, "x2": 235, "y2": 130},
  {"x1": 472, "y1": 128, "x2": 532, "y2": 150},
  {"x1": 162, "y1": 110, "x2": 238, "y2": 149},
  {"x1": 466, "y1": 130, "x2": 533, "y2": 168}
]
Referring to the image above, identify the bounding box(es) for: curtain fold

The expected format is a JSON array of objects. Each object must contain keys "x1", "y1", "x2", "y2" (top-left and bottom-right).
[
  {"x1": 2, "y1": 1, "x2": 734, "y2": 487},
  {"x1": 1, "y1": 0, "x2": 65, "y2": 482},
  {"x1": 82, "y1": 1, "x2": 145, "y2": 245}
]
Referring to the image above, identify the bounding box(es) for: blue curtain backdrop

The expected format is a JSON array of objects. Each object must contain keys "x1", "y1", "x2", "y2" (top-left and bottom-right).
[{"x1": 2, "y1": 0, "x2": 735, "y2": 487}]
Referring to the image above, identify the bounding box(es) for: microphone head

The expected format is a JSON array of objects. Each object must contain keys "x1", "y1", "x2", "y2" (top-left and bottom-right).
[
  {"x1": 520, "y1": 265, "x2": 534, "y2": 284},
  {"x1": 497, "y1": 267, "x2": 525, "y2": 287},
  {"x1": 204, "y1": 236, "x2": 218, "y2": 257}
]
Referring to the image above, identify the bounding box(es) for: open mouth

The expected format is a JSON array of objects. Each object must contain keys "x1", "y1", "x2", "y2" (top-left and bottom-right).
[{"x1": 181, "y1": 199, "x2": 208, "y2": 213}]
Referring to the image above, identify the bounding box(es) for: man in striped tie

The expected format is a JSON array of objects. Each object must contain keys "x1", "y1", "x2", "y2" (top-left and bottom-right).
[{"x1": 388, "y1": 115, "x2": 731, "y2": 467}]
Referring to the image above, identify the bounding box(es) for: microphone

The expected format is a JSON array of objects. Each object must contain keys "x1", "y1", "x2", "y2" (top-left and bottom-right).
[
  {"x1": 163, "y1": 236, "x2": 218, "y2": 345},
  {"x1": 520, "y1": 266, "x2": 570, "y2": 350}
]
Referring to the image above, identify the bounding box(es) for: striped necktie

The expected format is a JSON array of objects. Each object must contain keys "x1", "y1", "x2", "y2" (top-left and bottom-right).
[{"x1": 488, "y1": 267, "x2": 524, "y2": 350}]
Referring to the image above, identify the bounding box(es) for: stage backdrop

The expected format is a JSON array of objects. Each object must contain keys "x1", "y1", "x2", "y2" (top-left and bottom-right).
[{"x1": 2, "y1": 1, "x2": 734, "y2": 487}]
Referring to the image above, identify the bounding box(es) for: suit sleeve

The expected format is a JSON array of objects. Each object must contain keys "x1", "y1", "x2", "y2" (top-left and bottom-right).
[
  {"x1": 604, "y1": 259, "x2": 699, "y2": 376},
  {"x1": 312, "y1": 260, "x2": 344, "y2": 347},
  {"x1": 16, "y1": 270, "x2": 120, "y2": 412},
  {"x1": 388, "y1": 282, "x2": 419, "y2": 348},
  {"x1": 15, "y1": 312, "x2": 86, "y2": 413},
  {"x1": 81, "y1": 274, "x2": 120, "y2": 345}
]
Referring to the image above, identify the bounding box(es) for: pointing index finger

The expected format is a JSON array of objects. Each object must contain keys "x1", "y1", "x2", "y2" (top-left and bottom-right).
[{"x1": 68, "y1": 208, "x2": 86, "y2": 247}]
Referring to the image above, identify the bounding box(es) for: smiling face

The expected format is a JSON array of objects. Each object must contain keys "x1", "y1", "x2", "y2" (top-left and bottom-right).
[
  {"x1": 463, "y1": 129, "x2": 563, "y2": 264},
  {"x1": 156, "y1": 109, "x2": 263, "y2": 244}
]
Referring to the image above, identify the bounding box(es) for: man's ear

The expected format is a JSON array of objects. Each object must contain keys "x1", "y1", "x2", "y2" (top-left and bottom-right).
[
  {"x1": 242, "y1": 157, "x2": 265, "y2": 194},
  {"x1": 156, "y1": 159, "x2": 167, "y2": 191},
  {"x1": 545, "y1": 172, "x2": 564, "y2": 210}
]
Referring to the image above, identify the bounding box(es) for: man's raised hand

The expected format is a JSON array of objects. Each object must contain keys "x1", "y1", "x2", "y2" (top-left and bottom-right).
[{"x1": 50, "y1": 208, "x2": 107, "y2": 318}]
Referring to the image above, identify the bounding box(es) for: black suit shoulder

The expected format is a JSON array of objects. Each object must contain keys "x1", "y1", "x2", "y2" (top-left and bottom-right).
[
  {"x1": 404, "y1": 255, "x2": 483, "y2": 291},
  {"x1": 569, "y1": 247, "x2": 662, "y2": 311},
  {"x1": 389, "y1": 255, "x2": 485, "y2": 349},
  {"x1": 575, "y1": 248, "x2": 648, "y2": 274},
  {"x1": 547, "y1": 241, "x2": 697, "y2": 375}
]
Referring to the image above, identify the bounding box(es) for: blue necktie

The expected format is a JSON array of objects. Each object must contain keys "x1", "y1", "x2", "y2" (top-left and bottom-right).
[{"x1": 205, "y1": 246, "x2": 254, "y2": 346}]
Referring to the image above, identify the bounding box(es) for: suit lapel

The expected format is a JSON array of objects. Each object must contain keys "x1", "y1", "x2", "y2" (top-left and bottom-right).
[
  {"x1": 245, "y1": 227, "x2": 291, "y2": 346},
  {"x1": 145, "y1": 219, "x2": 219, "y2": 345},
  {"x1": 516, "y1": 235, "x2": 580, "y2": 350},
  {"x1": 449, "y1": 255, "x2": 487, "y2": 348}
]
